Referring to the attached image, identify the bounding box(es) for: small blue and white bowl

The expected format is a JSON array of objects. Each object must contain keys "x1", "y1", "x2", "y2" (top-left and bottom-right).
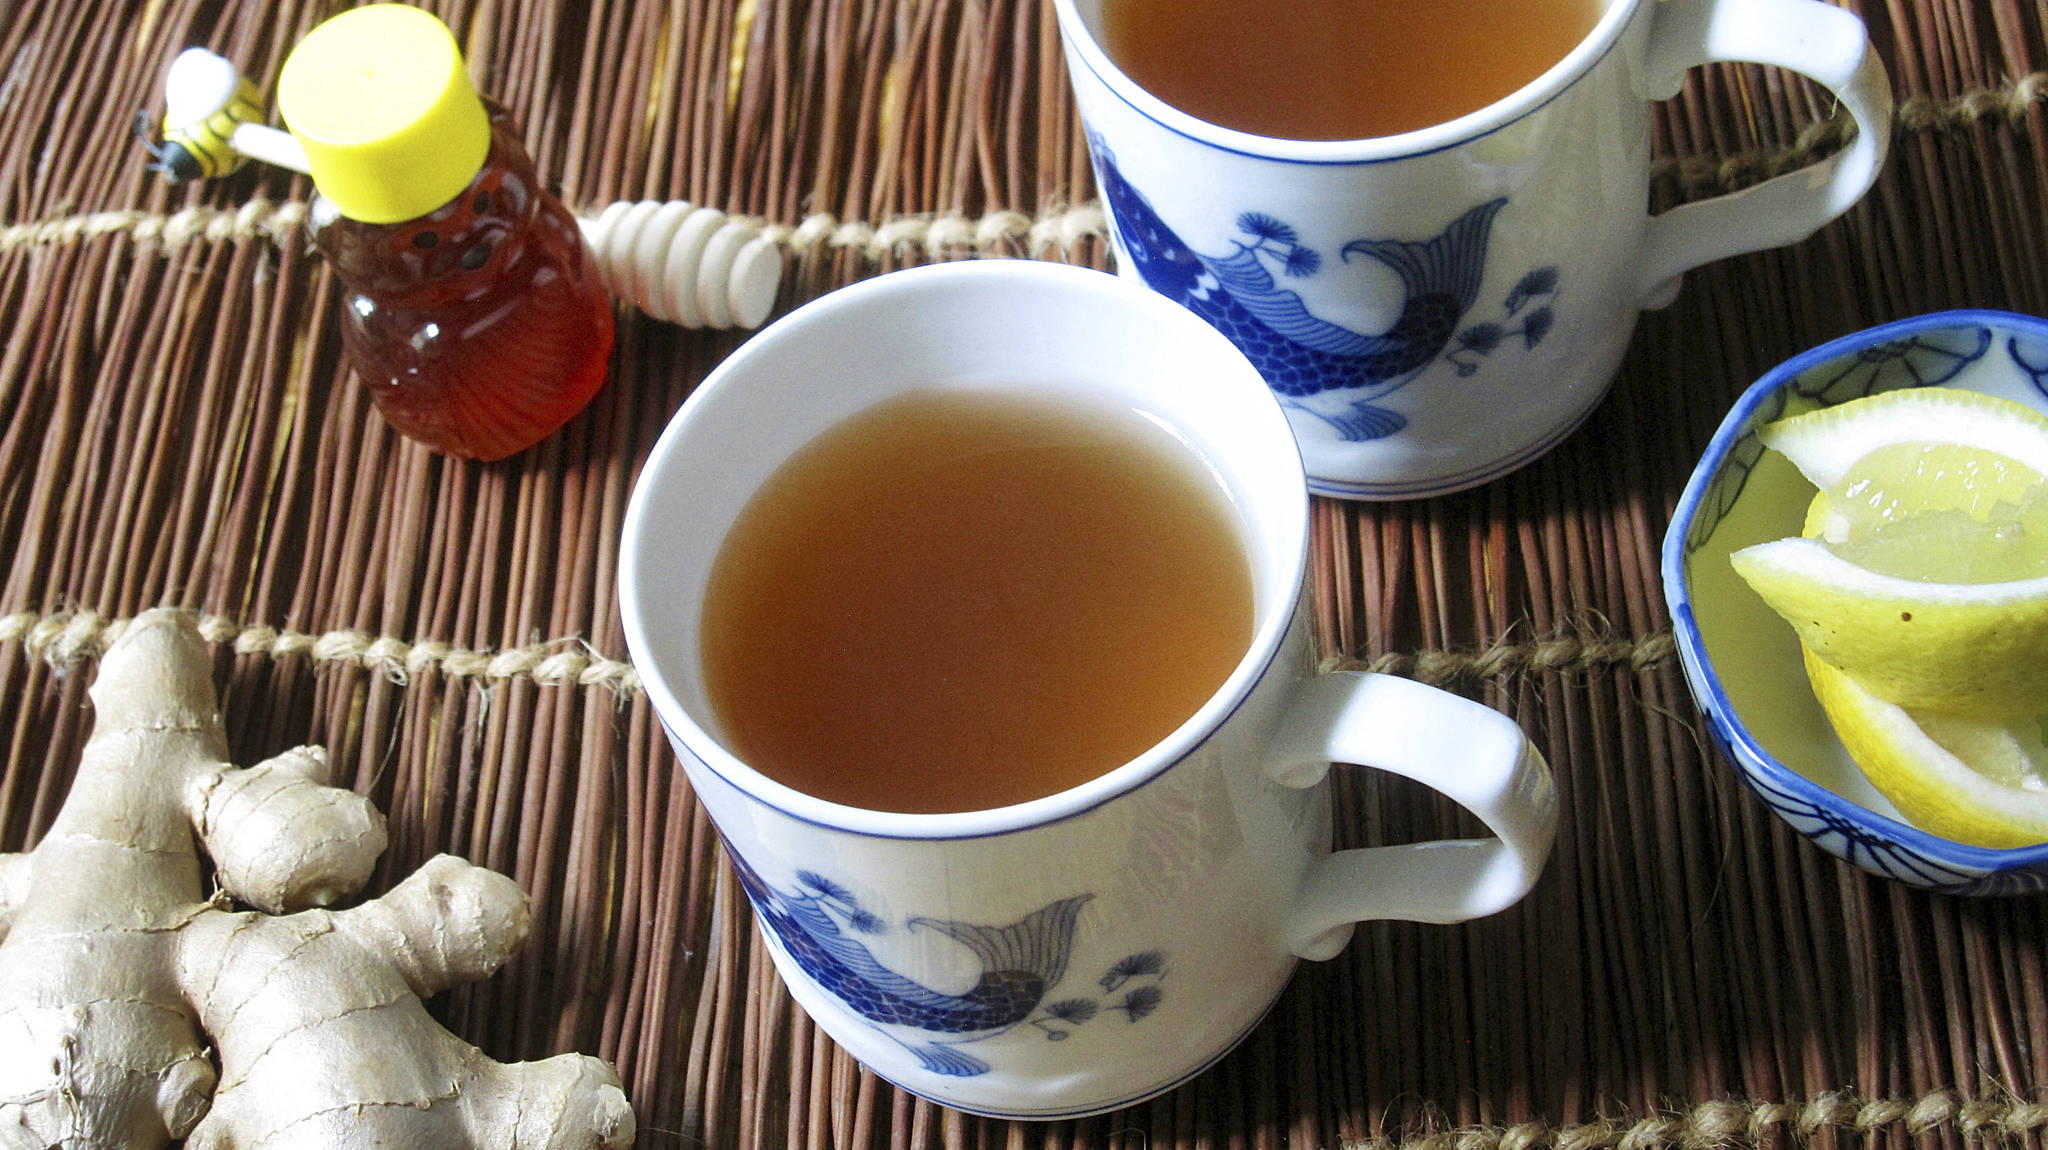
[{"x1": 1661, "y1": 309, "x2": 2048, "y2": 896}]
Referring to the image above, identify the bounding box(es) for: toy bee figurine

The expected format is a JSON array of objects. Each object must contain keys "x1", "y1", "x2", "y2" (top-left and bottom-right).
[{"x1": 135, "y1": 48, "x2": 311, "y2": 183}]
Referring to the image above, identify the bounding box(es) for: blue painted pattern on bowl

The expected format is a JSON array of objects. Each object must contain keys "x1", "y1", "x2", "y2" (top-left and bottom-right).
[{"x1": 1661, "y1": 309, "x2": 2048, "y2": 895}]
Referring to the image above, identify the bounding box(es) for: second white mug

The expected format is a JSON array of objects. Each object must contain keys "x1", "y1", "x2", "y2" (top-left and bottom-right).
[{"x1": 1055, "y1": 0, "x2": 1892, "y2": 498}]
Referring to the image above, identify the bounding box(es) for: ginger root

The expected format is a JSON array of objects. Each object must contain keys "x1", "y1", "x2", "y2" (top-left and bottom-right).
[{"x1": 0, "y1": 609, "x2": 634, "y2": 1149}]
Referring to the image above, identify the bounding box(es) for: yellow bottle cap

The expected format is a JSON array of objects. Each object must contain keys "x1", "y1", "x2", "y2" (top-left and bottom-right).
[{"x1": 277, "y1": 5, "x2": 489, "y2": 224}]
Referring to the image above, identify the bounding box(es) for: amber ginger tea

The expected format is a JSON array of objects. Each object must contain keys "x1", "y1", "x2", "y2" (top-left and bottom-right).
[
  {"x1": 1100, "y1": 0, "x2": 1606, "y2": 140},
  {"x1": 700, "y1": 387, "x2": 1255, "y2": 814}
]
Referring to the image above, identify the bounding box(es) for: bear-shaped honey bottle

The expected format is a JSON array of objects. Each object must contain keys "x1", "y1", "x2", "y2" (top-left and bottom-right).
[{"x1": 278, "y1": 4, "x2": 613, "y2": 460}]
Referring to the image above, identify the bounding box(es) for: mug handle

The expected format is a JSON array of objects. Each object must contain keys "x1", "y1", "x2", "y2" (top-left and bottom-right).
[
  {"x1": 1633, "y1": 0, "x2": 1893, "y2": 307},
  {"x1": 1266, "y1": 673, "x2": 1558, "y2": 962}
]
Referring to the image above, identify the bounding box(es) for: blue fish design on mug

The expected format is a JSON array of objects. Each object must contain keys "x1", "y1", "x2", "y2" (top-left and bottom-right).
[
  {"x1": 729, "y1": 850, "x2": 1120, "y2": 1077},
  {"x1": 1090, "y1": 141, "x2": 1559, "y2": 442}
]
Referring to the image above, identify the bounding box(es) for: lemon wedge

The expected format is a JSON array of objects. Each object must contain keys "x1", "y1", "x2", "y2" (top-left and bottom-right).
[
  {"x1": 1803, "y1": 646, "x2": 2048, "y2": 848},
  {"x1": 1729, "y1": 388, "x2": 2048, "y2": 719}
]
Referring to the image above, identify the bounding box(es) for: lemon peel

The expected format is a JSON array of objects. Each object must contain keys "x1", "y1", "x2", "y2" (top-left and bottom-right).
[
  {"x1": 1803, "y1": 646, "x2": 2048, "y2": 848},
  {"x1": 1758, "y1": 387, "x2": 2048, "y2": 490}
]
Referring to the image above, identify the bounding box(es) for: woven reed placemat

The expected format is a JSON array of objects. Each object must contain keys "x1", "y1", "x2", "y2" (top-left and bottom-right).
[{"x1": 2, "y1": 0, "x2": 2046, "y2": 1147}]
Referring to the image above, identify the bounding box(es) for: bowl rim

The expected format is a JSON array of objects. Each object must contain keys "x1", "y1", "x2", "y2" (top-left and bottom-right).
[{"x1": 1660, "y1": 306, "x2": 2048, "y2": 872}]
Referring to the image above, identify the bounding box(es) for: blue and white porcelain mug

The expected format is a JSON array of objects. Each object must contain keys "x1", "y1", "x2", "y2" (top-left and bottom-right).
[
  {"x1": 1054, "y1": 0, "x2": 1893, "y2": 499},
  {"x1": 619, "y1": 260, "x2": 1558, "y2": 1119}
]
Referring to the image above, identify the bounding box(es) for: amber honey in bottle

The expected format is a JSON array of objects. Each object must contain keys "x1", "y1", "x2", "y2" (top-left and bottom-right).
[{"x1": 278, "y1": 4, "x2": 614, "y2": 460}]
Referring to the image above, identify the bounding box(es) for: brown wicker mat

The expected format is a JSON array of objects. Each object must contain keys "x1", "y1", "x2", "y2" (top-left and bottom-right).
[{"x1": 3, "y1": 0, "x2": 2047, "y2": 1146}]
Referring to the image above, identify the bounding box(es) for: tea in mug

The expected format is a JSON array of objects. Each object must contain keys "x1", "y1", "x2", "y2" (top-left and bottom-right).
[
  {"x1": 1099, "y1": 0, "x2": 1605, "y2": 140},
  {"x1": 700, "y1": 387, "x2": 1254, "y2": 814}
]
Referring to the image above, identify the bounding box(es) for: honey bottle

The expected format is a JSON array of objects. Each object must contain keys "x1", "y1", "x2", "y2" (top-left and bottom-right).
[{"x1": 277, "y1": 4, "x2": 613, "y2": 460}]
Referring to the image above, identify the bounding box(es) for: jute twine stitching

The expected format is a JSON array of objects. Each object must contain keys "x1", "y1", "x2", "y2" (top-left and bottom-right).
[
  {"x1": 1316, "y1": 631, "x2": 1677, "y2": 689},
  {"x1": 0, "y1": 200, "x2": 1109, "y2": 260},
  {"x1": 0, "y1": 609, "x2": 1673, "y2": 694},
  {"x1": 2, "y1": 74, "x2": 2041, "y2": 258},
  {"x1": 1339, "y1": 1091, "x2": 2048, "y2": 1150},
  {"x1": 0, "y1": 610, "x2": 643, "y2": 695}
]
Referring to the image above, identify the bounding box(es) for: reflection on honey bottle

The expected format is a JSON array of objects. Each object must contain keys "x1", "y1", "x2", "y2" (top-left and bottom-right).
[{"x1": 278, "y1": 4, "x2": 613, "y2": 461}]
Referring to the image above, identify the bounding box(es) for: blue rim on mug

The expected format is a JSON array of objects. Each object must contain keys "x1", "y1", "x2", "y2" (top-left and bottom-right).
[{"x1": 1299, "y1": 400, "x2": 1603, "y2": 499}]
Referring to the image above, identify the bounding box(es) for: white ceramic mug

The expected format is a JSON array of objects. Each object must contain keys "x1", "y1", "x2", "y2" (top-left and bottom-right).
[
  {"x1": 618, "y1": 260, "x2": 1559, "y2": 1119},
  {"x1": 1054, "y1": 0, "x2": 1892, "y2": 499}
]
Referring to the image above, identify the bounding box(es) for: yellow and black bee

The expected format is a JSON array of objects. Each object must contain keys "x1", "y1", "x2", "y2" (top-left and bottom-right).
[{"x1": 135, "y1": 49, "x2": 265, "y2": 183}]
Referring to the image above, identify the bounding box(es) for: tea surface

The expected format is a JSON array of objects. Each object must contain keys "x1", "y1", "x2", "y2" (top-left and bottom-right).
[
  {"x1": 1100, "y1": 0, "x2": 1605, "y2": 140},
  {"x1": 701, "y1": 387, "x2": 1254, "y2": 814}
]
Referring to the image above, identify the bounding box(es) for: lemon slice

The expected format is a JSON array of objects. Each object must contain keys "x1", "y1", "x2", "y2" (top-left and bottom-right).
[
  {"x1": 1803, "y1": 647, "x2": 2048, "y2": 848},
  {"x1": 1730, "y1": 388, "x2": 2048, "y2": 718}
]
